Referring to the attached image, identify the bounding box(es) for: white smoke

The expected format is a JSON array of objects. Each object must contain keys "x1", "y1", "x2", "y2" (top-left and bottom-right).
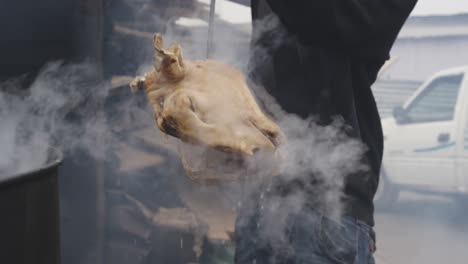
[
  {"x1": 233, "y1": 112, "x2": 368, "y2": 248},
  {"x1": 0, "y1": 61, "x2": 151, "y2": 178},
  {"x1": 231, "y1": 13, "x2": 370, "y2": 251}
]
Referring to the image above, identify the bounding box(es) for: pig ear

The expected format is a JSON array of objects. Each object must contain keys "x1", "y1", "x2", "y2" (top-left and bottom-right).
[
  {"x1": 153, "y1": 33, "x2": 164, "y2": 53},
  {"x1": 170, "y1": 44, "x2": 184, "y2": 67},
  {"x1": 153, "y1": 33, "x2": 166, "y2": 71}
]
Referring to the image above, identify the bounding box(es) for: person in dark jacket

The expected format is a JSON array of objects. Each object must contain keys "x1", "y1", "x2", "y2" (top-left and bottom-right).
[{"x1": 235, "y1": 1, "x2": 417, "y2": 263}]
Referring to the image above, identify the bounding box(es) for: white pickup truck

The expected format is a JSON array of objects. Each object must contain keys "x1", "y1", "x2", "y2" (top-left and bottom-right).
[{"x1": 375, "y1": 66, "x2": 468, "y2": 206}]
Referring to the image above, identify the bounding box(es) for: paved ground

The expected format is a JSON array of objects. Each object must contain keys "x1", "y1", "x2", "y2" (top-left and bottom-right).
[{"x1": 374, "y1": 193, "x2": 468, "y2": 263}]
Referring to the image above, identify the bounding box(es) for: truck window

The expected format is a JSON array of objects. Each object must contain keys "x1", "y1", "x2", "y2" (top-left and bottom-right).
[{"x1": 405, "y1": 74, "x2": 464, "y2": 123}]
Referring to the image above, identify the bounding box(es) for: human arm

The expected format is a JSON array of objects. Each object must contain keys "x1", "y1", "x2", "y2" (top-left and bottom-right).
[{"x1": 265, "y1": 0, "x2": 417, "y2": 50}]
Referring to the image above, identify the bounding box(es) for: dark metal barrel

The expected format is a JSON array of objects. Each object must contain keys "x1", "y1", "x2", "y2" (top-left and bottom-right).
[{"x1": 0, "y1": 147, "x2": 63, "y2": 264}]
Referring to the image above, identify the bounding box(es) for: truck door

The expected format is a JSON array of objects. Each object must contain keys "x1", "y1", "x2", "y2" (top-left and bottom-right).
[
  {"x1": 389, "y1": 73, "x2": 464, "y2": 191},
  {"x1": 457, "y1": 76, "x2": 468, "y2": 192}
]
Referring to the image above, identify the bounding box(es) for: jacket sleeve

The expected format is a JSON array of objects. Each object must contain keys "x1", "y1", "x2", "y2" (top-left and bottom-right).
[{"x1": 265, "y1": 0, "x2": 417, "y2": 49}]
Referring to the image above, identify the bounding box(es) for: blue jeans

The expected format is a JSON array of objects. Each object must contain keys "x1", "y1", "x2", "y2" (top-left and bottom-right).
[{"x1": 235, "y1": 209, "x2": 376, "y2": 264}]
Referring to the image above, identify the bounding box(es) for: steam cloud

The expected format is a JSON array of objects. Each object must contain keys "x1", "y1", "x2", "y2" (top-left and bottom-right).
[
  {"x1": 232, "y1": 14, "x2": 369, "y2": 252},
  {"x1": 0, "y1": 61, "x2": 152, "y2": 178}
]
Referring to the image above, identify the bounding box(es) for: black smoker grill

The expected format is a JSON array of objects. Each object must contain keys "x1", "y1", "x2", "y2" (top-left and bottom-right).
[{"x1": 0, "y1": 147, "x2": 63, "y2": 264}]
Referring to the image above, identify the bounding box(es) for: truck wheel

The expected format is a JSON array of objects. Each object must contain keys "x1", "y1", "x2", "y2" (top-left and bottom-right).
[{"x1": 374, "y1": 169, "x2": 400, "y2": 210}]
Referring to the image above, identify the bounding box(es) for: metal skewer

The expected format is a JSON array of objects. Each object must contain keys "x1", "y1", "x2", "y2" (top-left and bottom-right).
[{"x1": 207, "y1": 0, "x2": 217, "y2": 58}]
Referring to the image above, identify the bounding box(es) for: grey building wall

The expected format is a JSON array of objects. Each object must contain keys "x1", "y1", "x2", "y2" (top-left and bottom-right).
[{"x1": 381, "y1": 36, "x2": 468, "y2": 82}]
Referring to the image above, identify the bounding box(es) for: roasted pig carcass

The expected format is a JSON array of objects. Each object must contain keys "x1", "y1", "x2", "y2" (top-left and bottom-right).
[{"x1": 131, "y1": 34, "x2": 282, "y2": 181}]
